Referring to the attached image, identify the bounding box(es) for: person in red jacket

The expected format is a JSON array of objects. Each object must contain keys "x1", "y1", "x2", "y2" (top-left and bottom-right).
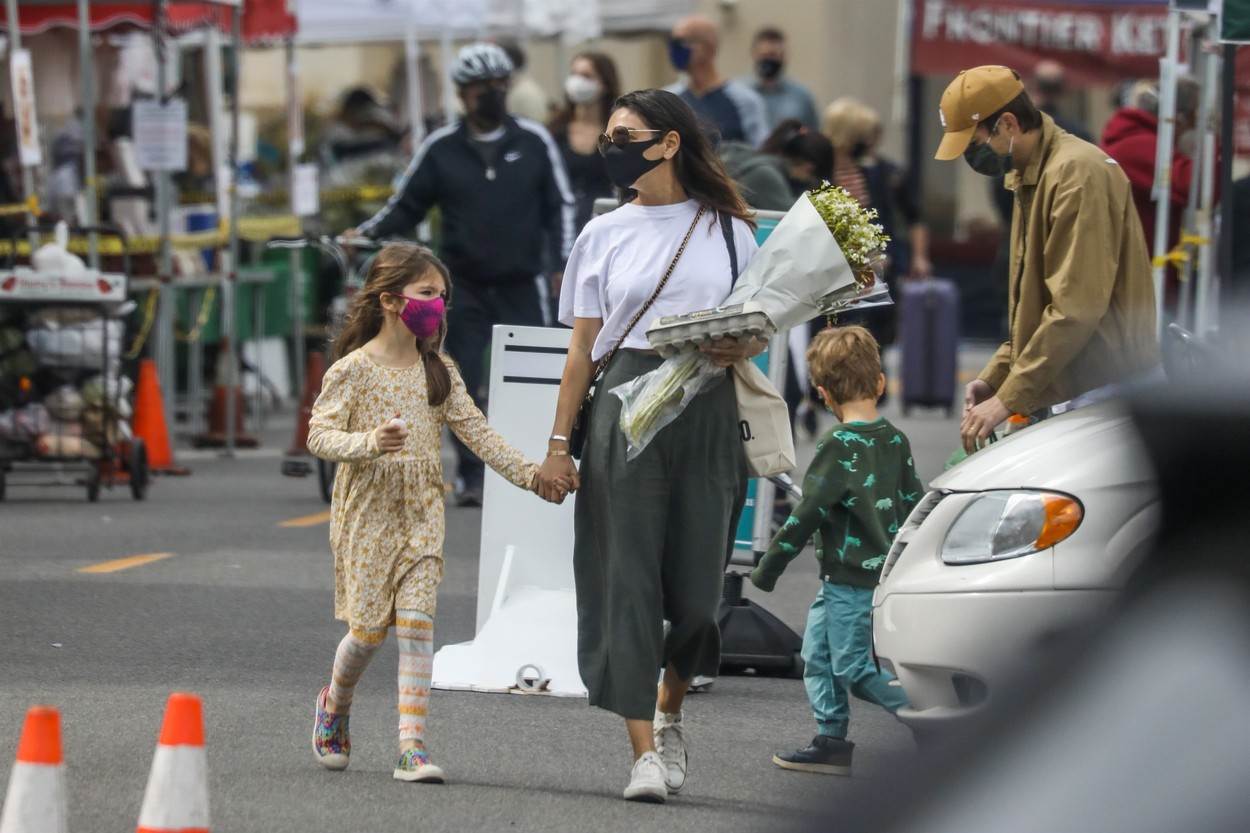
[{"x1": 1101, "y1": 78, "x2": 1200, "y2": 261}]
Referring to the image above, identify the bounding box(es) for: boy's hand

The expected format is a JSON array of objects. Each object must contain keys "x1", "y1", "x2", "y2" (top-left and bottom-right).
[
  {"x1": 750, "y1": 566, "x2": 776, "y2": 593},
  {"x1": 373, "y1": 419, "x2": 408, "y2": 454}
]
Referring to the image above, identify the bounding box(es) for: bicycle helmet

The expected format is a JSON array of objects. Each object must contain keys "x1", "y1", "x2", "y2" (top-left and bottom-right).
[{"x1": 450, "y1": 43, "x2": 514, "y2": 87}]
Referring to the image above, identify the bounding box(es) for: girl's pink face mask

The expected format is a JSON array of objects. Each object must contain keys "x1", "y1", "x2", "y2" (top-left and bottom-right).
[{"x1": 396, "y1": 296, "x2": 446, "y2": 340}]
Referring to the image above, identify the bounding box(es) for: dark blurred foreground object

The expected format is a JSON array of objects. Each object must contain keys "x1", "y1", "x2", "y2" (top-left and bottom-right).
[{"x1": 801, "y1": 338, "x2": 1250, "y2": 833}]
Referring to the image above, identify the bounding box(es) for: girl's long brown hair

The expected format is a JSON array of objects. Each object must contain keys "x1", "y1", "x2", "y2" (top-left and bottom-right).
[{"x1": 334, "y1": 243, "x2": 453, "y2": 407}]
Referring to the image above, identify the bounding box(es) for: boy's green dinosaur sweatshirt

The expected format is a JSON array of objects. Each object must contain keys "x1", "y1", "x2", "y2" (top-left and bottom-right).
[{"x1": 752, "y1": 418, "x2": 924, "y2": 591}]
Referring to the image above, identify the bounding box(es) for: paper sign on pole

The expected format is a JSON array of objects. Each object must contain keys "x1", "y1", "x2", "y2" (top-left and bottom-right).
[
  {"x1": 133, "y1": 98, "x2": 189, "y2": 172},
  {"x1": 10, "y1": 50, "x2": 42, "y2": 167},
  {"x1": 292, "y1": 163, "x2": 320, "y2": 217}
]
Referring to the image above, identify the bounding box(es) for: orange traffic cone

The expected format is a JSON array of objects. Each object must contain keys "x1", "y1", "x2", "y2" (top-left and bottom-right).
[
  {"x1": 136, "y1": 693, "x2": 209, "y2": 833},
  {"x1": 132, "y1": 359, "x2": 189, "y2": 476},
  {"x1": 192, "y1": 338, "x2": 257, "y2": 449},
  {"x1": 286, "y1": 351, "x2": 326, "y2": 456},
  {"x1": 0, "y1": 706, "x2": 67, "y2": 833}
]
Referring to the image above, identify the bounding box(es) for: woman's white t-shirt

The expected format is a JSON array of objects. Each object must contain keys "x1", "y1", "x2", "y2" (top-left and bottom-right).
[{"x1": 558, "y1": 199, "x2": 760, "y2": 362}]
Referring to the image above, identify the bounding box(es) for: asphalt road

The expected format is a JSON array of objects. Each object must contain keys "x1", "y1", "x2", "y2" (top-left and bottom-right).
[{"x1": 0, "y1": 350, "x2": 973, "y2": 833}]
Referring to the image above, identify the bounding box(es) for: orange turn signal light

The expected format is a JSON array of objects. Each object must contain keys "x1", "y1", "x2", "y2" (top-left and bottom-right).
[{"x1": 1035, "y1": 495, "x2": 1083, "y2": 550}]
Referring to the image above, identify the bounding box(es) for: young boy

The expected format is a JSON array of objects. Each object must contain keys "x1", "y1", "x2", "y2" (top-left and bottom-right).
[{"x1": 751, "y1": 326, "x2": 924, "y2": 775}]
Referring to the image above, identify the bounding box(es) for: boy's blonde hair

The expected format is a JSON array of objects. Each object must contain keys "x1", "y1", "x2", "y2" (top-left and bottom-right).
[{"x1": 807, "y1": 325, "x2": 882, "y2": 405}]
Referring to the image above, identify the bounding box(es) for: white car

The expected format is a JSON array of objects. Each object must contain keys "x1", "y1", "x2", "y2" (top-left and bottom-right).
[{"x1": 871, "y1": 401, "x2": 1159, "y2": 730}]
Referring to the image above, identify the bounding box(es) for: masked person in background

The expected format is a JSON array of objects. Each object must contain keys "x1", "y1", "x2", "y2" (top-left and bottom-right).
[
  {"x1": 744, "y1": 27, "x2": 819, "y2": 134},
  {"x1": 934, "y1": 66, "x2": 1159, "y2": 453},
  {"x1": 355, "y1": 43, "x2": 576, "y2": 506},
  {"x1": 666, "y1": 15, "x2": 768, "y2": 147},
  {"x1": 549, "y1": 52, "x2": 621, "y2": 239}
]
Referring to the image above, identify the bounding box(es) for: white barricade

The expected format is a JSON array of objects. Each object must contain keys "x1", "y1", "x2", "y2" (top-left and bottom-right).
[{"x1": 432, "y1": 325, "x2": 586, "y2": 697}]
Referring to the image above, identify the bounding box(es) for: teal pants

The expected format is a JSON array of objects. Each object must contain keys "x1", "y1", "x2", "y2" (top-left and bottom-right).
[{"x1": 802, "y1": 582, "x2": 908, "y2": 738}]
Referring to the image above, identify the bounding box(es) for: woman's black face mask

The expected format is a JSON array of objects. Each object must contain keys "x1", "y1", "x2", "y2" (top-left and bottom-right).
[{"x1": 602, "y1": 137, "x2": 665, "y2": 189}]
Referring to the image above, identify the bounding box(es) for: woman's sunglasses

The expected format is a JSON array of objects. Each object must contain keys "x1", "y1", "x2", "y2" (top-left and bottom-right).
[{"x1": 597, "y1": 126, "x2": 663, "y2": 157}]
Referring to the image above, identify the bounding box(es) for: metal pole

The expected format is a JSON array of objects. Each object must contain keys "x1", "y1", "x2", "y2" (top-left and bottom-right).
[
  {"x1": 1178, "y1": 28, "x2": 1208, "y2": 332},
  {"x1": 204, "y1": 24, "x2": 228, "y2": 220},
  {"x1": 5, "y1": 0, "x2": 38, "y2": 241},
  {"x1": 154, "y1": 0, "x2": 177, "y2": 429},
  {"x1": 188, "y1": 286, "x2": 203, "y2": 436},
  {"x1": 77, "y1": 0, "x2": 98, "y2": 268},
  {"x1": 440, "y1": 28, "x2": 456, "y2": 125},
  {"x1": 223, "y1": 3, "x2": 242, "y2": 456},
  {"x1": 404, "y1": 25, "x2": 426, "y2": 144},
  {"x1": 1150, "y1": 9, "x2": 1181, "y2": 337},
  {"x1": 285, "y1": 38, "x2": 305, "y2": 408},
  {"x1": 1217, "y1": 44, "x2": 1237, "y2": 341},
  {"x1": 1193, "y1": 44, "x2": 1220, "y2": 337}
]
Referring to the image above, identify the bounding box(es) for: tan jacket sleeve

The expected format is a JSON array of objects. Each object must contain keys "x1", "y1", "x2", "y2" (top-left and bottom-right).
[
  {"x1": 996, "y1": 161, "x2": 1119, "y2": 414},
  {"x1": 307, "y1": 359, "x2": 383, "y2": 463},
  {"x1": 978, "y1": 341, "x2": 1014, "y2": 391},
  {"x1": 441, "y1": 358, "x2": 539, "y2": 490}
]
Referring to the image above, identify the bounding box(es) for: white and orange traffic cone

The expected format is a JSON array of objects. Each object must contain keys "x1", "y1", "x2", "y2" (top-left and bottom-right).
[
  {"x1": 136, "y1": 693, "x2": 209, "y2": 833},
  {"x1": 0, "y1": 706, "x2": 67, "y2": 833}
]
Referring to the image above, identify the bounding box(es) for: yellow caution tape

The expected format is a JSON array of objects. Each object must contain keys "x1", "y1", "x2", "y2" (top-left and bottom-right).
[
  {"x1": 0, "y1": 195, "x2": 41, "y2": 217},
  {"x1": 1151, "y1": 230, "x2": 1211, "y2": 269},
  {"x1": 0, "y1": 214, "x2": 303, "y2": 257},
  {"x1": 126, "y1": 288, "x2": 160, "y2": 360},
  {"x1": 179, "y1": 182, "x2": 394, "y2": 209},
  {"x1": 177, "y1": 285, "x2": 217, "y2": 344}
]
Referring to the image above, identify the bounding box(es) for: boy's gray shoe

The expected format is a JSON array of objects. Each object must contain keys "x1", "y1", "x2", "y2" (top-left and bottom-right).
[{"x1": 772, "y1": 736, "x2": 854, "y2": 775}]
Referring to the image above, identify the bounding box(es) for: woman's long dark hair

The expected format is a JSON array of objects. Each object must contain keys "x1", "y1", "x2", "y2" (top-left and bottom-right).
[
  {"x1": 549, "y1": 52, "x2": 621, "y2": 136},
  {"x1": 334, "y1": 243, "x2": 454, "y2": 407},
  {"x1": 612, "y1": 89, "x2": 755, "y2": 229}
]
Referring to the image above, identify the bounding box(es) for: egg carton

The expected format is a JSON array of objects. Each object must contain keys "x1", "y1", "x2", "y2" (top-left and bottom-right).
[{"x1": 646, "y1": 301, "x2": 777, "y2": 358}]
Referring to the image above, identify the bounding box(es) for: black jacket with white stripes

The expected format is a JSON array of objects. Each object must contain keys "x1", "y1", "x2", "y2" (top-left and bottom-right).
[{"x1": 359, "y1": 116, "x2": 575, "y2": 285}]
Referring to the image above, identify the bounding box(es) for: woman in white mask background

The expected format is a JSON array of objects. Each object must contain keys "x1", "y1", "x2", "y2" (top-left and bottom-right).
[{"x1": 549, "y1": 52, "x2": 621, "y2": 241}]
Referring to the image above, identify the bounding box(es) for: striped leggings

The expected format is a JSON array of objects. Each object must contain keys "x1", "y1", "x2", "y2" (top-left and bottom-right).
[{"x1": 327, "y1": 610, "x2": 434, "y2": 743}]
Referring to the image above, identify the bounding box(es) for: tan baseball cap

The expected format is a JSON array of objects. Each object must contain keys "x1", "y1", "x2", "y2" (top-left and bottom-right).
[{"x1": 934, "y1": 66, "x2": 1025, "y2": 160}]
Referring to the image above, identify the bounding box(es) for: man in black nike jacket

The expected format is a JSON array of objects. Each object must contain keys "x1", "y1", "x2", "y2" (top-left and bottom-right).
[{"x1": 357, "y1": 42, "x2": 575, "y2": 505}]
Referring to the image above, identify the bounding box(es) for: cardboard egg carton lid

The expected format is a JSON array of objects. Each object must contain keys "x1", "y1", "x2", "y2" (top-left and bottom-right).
[{"x1": 647, "y1": 301, "x2": 776, "y2": 357}]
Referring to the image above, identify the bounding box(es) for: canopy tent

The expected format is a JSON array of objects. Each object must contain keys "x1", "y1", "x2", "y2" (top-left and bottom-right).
[
  {"x1": 0, "y1": 0, "x2": 294, "y2": 42},
  {"x1": 2, "y1": 0, "x2": 273, "y2": 453}
]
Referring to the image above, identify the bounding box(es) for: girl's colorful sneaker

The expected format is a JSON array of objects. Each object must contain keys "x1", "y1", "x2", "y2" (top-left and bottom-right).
[
  {"x1": 392, "y1": 746, "x2": 446, "y2": 783},
  {"x1": 312, "y1": 686, "x2": 350, "y2": 770}
]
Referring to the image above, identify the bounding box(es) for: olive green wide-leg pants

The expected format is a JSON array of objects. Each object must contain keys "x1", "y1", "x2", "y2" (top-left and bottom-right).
[{"x1": 574, "y1": 350, "x2": 747, "y2": 720}]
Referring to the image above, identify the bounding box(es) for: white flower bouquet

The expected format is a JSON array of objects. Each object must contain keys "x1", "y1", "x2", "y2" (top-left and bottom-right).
[{"x1": 612, "y1": 184, "x2": 891, "y2": 460}]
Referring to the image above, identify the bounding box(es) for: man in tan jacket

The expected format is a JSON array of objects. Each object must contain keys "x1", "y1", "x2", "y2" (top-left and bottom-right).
[{"x1": 934, "y1": 66, "x2": 1159, "y2": 453}]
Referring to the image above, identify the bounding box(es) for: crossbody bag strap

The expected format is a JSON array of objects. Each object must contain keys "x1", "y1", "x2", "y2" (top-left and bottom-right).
[
  {"x1": 719, "y1": 209, "x2": 739, "y2": 285},
  {"x1": 594, "y1": 204, "x2": 706, "y2": 379}
]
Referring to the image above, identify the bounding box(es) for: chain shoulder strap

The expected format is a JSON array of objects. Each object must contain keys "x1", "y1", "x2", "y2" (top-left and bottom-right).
[{"x1": 594, "y1": 204, "x2": 706, "y2": 379}]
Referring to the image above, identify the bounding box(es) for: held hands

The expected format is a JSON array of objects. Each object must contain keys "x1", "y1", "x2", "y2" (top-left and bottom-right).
[
  {"x1": 534, "y1": 452, "x2": 580, "y2": 505},
  {"x1": 373, "y1": 417, "x2": 408, "y2": 454},
  {"x1": 699, "y1": 335, "x2": 768, "y2": 369}
]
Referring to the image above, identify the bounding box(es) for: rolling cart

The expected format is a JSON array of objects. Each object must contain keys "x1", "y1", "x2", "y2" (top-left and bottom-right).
[{"x1": 0, "y1": 223, "x2": 148, "y2": 502}]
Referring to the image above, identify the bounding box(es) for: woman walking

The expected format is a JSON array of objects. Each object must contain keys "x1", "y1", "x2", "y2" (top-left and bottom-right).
[
  {"x1": 535, "y1": 89, "x2": 763, "y2": 803},
  {"x1": 549, "y1": 52, "x2": 621, "y2": 236}
]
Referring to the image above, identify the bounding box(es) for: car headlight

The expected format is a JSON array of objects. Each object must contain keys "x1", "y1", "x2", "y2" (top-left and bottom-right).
[{"x1": 941, "y1": 491, "x2": 1083, "y2": 565}]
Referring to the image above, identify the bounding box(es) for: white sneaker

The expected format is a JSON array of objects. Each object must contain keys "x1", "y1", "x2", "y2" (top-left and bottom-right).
[
  {"x1": 623, "y1": 751, "x2": 668, "y2": 803},
  {"x1": 653, "y1": 710, "x2": 688, "y2": 793}
]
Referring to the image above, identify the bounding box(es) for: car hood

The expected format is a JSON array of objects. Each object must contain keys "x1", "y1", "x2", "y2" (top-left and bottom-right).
[{"x1": 932, "y1": 401, "x2": 1156, "y2": 493}]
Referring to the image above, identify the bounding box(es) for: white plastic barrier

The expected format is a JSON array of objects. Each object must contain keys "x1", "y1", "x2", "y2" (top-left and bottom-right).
[{"x1": 432, "y1": 325, "x2": 586, "y2": 697}]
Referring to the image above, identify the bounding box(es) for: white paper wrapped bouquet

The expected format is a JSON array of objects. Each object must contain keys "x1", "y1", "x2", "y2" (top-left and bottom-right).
[{"x1": 613, "y1": 183, "x2": 891, "y2": 459}]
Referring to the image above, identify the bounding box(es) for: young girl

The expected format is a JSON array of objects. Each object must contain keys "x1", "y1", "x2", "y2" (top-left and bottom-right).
[{"x1": 307, "y1": 242, "x2": 563, "y2": 783}]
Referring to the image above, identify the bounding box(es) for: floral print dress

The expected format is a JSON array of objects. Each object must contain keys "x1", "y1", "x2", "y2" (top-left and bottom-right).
[{"x1": 307, "y1": 349, "x2": 538, "y2": 634}]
